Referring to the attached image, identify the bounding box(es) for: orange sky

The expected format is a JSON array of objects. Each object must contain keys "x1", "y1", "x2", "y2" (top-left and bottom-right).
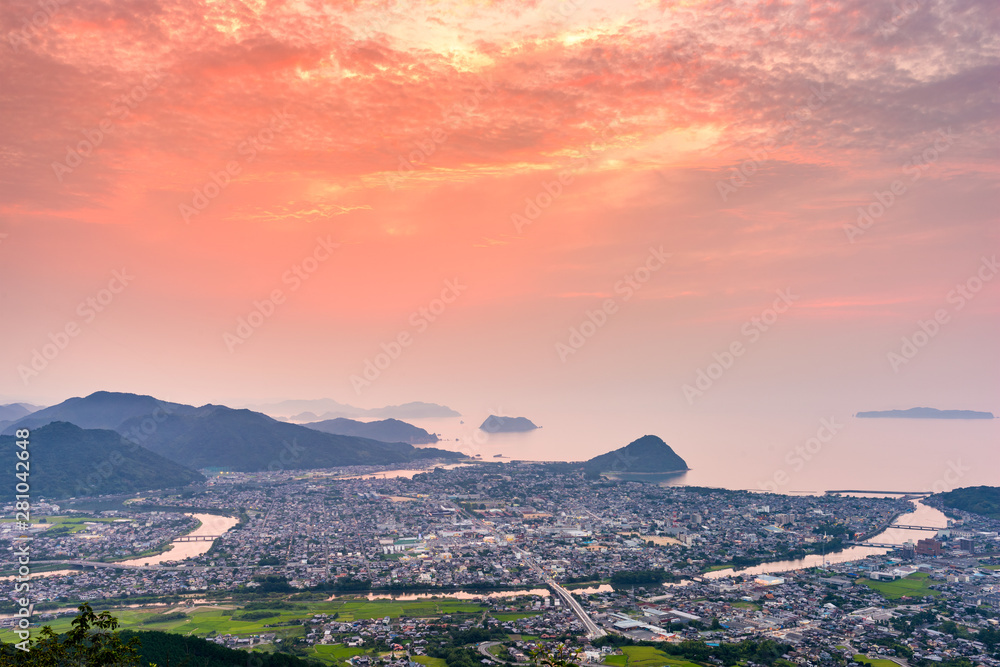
[{"x1": 0, "y1": 0, "x2": 997, "y2": 415}]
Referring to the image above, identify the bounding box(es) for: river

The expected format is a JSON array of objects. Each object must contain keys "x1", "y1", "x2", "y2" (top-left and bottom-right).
[
  {"x1": 116, "y1": 513, "x2": 239, "y2": 566},
  {"x1": 703, "y1": 497, "x2": 948, "y2": 579},
  {"x1": 330, "y1": 584, "x2": 614, "y2": 601}
]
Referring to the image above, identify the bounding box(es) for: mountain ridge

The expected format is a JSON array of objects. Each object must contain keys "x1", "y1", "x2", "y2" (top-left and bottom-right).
[
  {"x1": 302, "y1": 417, "x2": 439, "y2": 444},
  {"x1": 0, "y1": 422, "x2": 204, "y2": 499},
  {"x1": 3, "y1": 392, "x2": 464, "y2": 473}
]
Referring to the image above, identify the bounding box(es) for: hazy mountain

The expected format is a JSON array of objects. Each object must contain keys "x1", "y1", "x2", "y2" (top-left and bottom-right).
[
  {"x1": 241, "y1": 398, "x2": 358, "y2": 418},
  {"x1": 480, "y1": 415, "x2": 539, "y2": 432},
  {"x1": 287, "y1": 411, "x2": 320, "y2": 422},
  {"x1": 248, "y1": 398, "x2": 460, "y2": 420},
  {"x1": 0, "y1": 422, "x2": 204, "y2": 499},
  {"x1": 366, "y1": 402, "x2": 461, "y2": 419},
  {"x1": 0, "y1": 403, "x2": 41, "y2": 422},
  {"x1": 117, "y1": 404, "x2": 463, "y2": 471},
  {"x1": 302, "y1": 417, "x2": 439, "y2": 444},
  {"x1": 1, "y1": 390, "x2": 192, "y2": 435},
  {"x1": 856, "y1": 407, "x2": 994, "y2": 419},
  {"x1": 583, "y1": 435, "x2": 689, "y2": 474},
  {"x1": 1, "y1": 391, "x2": 463, "y2": 473}
]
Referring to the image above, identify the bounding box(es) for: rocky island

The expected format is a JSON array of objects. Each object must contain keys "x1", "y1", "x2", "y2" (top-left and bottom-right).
[
  {"x1": 583, "y1": 434, "x2": 689, "y2": 475},
  {"x1": 479, "y1": 415, "x2": 539, "y2": 432}
]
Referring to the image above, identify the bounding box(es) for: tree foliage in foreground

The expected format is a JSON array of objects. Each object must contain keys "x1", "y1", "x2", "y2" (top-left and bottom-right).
[
  {"x1": 0, "y1": 603, "x2": 319, "y2": 667},
  {"x1": 0, "y1": 603, "x2": 142, "y2": 666}
]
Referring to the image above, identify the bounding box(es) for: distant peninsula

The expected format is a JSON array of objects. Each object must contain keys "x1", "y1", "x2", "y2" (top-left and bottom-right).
[
  {"x1": 856, "y1": 407, "x2": 994, "y2": 420},
  {"x1": 244, "y1": 398, "x2": 460, "y2": 421},
  {"x1": 583, "y1": 435, "x2": 689, "y2": 475},
  {"x1": 479, "y1": 415, "x2": 539, "y2": 432},
  {"x1": 302, "y1": 417, "x2": 439, "y2": 445}
]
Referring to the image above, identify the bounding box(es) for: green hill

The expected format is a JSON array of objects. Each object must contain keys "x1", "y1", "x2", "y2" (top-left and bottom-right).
[
  {"x1": 122, "y1": 630, "x2": 319, "y2": 666},
  {"x1": 583, "y1": 435, "x2": 689, "y2": 474},
  {"x1": 0, "y1": 629, "x2": 318, "y2": 666},
  {"x1": 0, "y1": 422, "x2": 204, "y2": 499},
  {"x1": 933, "y1": 486, "x2": 1000, "y2": 519}
]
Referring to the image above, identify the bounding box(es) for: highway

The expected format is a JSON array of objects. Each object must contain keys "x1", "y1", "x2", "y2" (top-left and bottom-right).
[
  {"x1": 513, "y1": 547, "x2": 606, "y2": 639},
  {"x1": 447, "y1": 500, "x2": 606, "y2": 639}
]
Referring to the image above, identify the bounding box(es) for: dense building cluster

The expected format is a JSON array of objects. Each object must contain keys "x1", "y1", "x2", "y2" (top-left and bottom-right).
[{"x1": 2, "y1": 463, "x2": 999, "y2": 667}]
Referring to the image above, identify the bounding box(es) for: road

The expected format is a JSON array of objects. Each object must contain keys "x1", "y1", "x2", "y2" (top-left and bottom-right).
[
  {"x1": 446, "y1": 500, "x2": 606, "y2": 639},
  {"x1": 522, "y1": 553, "x2": 606, "y2": 639},
  {"x1": 479, "y1": 641, "x2": 505, "y2": 661}
]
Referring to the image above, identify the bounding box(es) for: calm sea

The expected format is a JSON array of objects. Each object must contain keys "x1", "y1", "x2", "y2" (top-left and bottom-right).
[{"x1": 406, "y1": 410, "x2": 999, "y2": 494}]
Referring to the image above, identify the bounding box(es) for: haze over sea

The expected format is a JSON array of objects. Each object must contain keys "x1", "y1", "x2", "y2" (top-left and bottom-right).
[{"x1": 400, "y1": 405, "x2": 999, "y2": 494}]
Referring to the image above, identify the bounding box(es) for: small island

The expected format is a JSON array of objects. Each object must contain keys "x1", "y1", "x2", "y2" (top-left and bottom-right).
[
  {"x1": 856, "y1": 407, "x2": 994, "y2": 420},
  {"x1": 479, "y1": 415, "x2": 539, "y2": 432},
  {"x1": 583, "y1": 434, "x2": 689, "y2": 476}
]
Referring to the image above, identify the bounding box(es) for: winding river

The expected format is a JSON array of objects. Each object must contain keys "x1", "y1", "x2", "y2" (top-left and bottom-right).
[
  {"x1": 704, "y1": 497, "x2": 948, "y2": 579},
  {"x1": 117, "y1": 513, "x2": 239, "y2": 566}
]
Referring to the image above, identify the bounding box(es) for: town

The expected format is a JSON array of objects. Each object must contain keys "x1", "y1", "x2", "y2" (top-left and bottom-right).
[{"x1": 2, "y1": 463, "x2": 999, "y2": 667}]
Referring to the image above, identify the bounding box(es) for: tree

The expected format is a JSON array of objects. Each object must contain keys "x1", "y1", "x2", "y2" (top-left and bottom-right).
[{"x1": 0, "y1": 603, "x2": 144, "y2": 666}]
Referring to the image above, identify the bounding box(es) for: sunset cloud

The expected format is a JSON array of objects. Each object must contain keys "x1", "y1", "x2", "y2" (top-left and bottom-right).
[{"x1": 0, "y1": 0, "x2": 996, "y2": 408}]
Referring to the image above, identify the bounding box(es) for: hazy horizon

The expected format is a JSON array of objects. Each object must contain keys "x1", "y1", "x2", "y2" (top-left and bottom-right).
[{"x1": 1, "y1": 0, "x2": 997, "y2": 465}]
